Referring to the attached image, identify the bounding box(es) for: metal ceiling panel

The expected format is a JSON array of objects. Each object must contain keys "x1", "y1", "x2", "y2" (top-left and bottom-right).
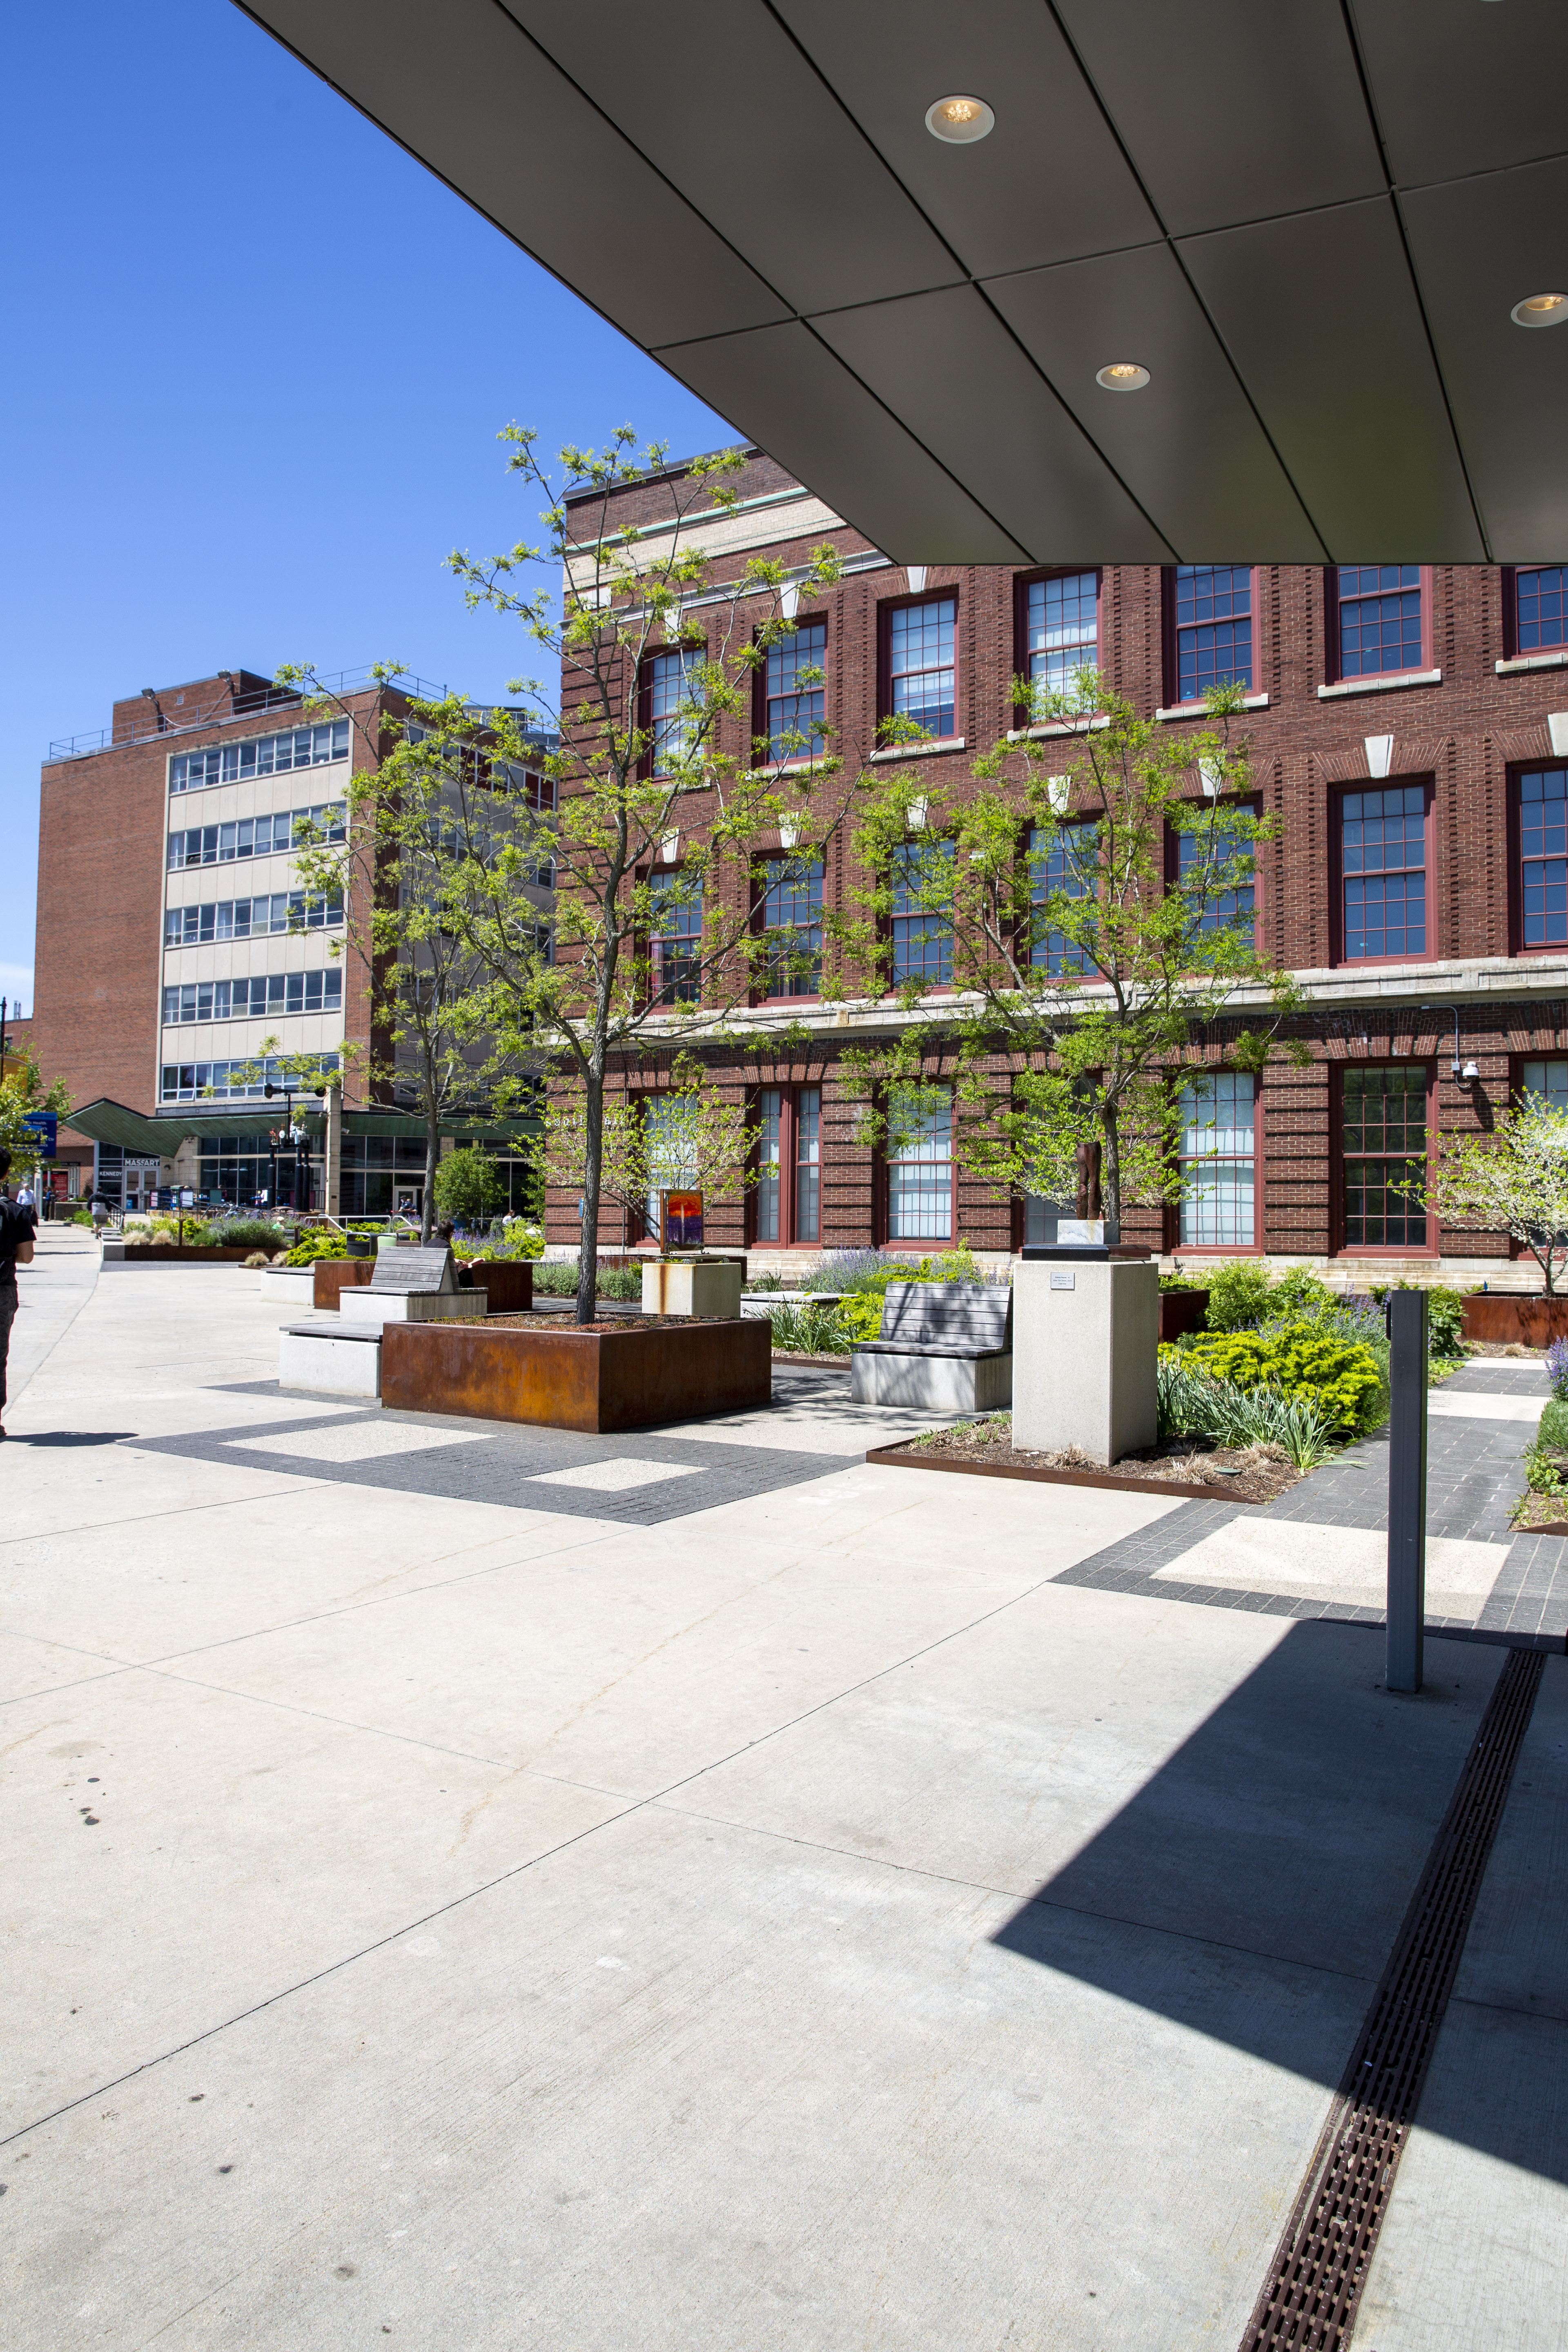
[
  {"x1": 774, "y1": 0, "x2": 1158, "y2": 278},
  {"x1": 232, "y1": 0, "x2": 790, "y2": 349},
  {"x1": 1403, "y1": 158, "x2": 1568, "y2": 562},
  {"x1": 985, "y1": 243, "x2": 1327, "y2": 561},
  {"x1": 1179, "y1": 198, "x2": 1485, "y2": 560},
  {"x1": 1352, "y1": 0, "x2": 1568, "y2": 186},
  {"x1": 503, "y1": 3, "x2": 963, "y2": 314},
  {"x1": 650, "y1": 320, "x2": 1029, "y2": 564},
  {"x1": 1056, "y1": 0, "x2": 1385, "y2": 237},
  {"x1": 811, "y1": 286, "x2": 1172, "y2": 562}
]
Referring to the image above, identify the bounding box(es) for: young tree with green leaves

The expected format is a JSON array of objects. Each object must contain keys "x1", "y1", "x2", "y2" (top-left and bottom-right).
[
  {"x1": 0, "y1": 1047, "x2": 71, "y2": 1181},
  {"x1": 427, "y1": 426, "x2": 884, "y2": 1324},
  {"x1": 432, "y1": 1145, "x2": 506, "y2": 1228},
  {"x1": 539, "y1": 1051, "x2": 758, "y2": 1244},
  {"x1": 1425, "y1": 1093, "x2": 1568, "y2": 1292},
  {"x1": 834, "y1": 674, "x2": 1302, "y2": 1239}
]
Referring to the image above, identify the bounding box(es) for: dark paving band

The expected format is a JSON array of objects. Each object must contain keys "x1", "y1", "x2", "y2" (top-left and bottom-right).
[{"x1": 1237, "y1": 1646, "x2": 1546, "y2": 2351}]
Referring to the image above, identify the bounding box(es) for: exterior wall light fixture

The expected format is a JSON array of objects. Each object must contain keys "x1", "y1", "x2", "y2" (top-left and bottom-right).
[
  {"x1": 1096, "y1": 363, "x2": 1150, "y2": 390},
  {"x1": 1511, "y1": 292, "x2": 1568, "y2": 328},
  {"x1": 925, "y1": 95, "x2": 994, "y2": 143}
]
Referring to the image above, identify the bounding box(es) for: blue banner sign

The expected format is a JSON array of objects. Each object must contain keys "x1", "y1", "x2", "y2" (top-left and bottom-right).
[{"x1": 23, "y1": 1112, "x2": 58, "y2": 1159}]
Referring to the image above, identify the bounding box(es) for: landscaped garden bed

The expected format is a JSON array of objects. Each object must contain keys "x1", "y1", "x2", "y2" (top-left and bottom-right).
[
  {"x1": 379, "y1": 1311, "x2": 769, "y2": 1432},
  {"x1": 868, "y1": 1415, "x2": 1301, "y2": 1505}
]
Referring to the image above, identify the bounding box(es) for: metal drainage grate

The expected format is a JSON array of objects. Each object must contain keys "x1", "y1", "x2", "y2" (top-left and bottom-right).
[{"x1": 1237, "y1": 1645, "x2": 1546, "y2": 2352}]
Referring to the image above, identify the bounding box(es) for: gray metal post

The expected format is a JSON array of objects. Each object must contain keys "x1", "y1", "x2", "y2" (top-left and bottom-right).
[{"x1": 1386, "y1": 1288, "x2": 1428, "y2": 1693}]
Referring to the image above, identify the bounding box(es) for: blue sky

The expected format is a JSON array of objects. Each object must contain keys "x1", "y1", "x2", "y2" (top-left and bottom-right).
[{"x1": 0, "y1": 0, "x2": 735, "y2": 1019}]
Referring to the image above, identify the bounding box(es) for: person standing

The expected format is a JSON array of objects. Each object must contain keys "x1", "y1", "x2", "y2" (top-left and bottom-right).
[{"x1": 0, "y1": 1149, "x2": 39, "y2": 1440}]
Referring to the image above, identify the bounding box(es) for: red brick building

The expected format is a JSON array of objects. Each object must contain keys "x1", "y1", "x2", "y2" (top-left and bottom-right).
[{"x1": 549, "y1": 450, "x2": 1568, "y2": 1287}]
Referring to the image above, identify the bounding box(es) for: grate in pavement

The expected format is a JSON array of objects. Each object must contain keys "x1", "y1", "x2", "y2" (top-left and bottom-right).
[{"x1": 1236, "y1": 1645, "x2": 1546, "y2": 2352}]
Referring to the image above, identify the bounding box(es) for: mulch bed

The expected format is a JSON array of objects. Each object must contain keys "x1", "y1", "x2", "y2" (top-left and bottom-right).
[
  {"x1": 1511, "y1": 1490, "x2": 1568, "y2": 1535},
  {"x1": 1468, "y1": 1340, "x2": 1548, "y2": 1360},
  {"x1": 869, "y1": 1419, "x2": 1302, "y2": 1506}
]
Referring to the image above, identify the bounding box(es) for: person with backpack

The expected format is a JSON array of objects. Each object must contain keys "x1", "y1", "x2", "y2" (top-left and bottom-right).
[{"x1": 0, "y1": 1149, "x2": 39, "y2": 1440}]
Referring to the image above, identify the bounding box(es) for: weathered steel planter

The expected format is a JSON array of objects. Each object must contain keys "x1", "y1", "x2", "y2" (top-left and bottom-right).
[
  {"x1": 1461, "y1": 1294, "x2": 1568, "y2": 1348},
  {"x1": 865, "y1": 1444, "x2": 1265, "y2": 1503},
  {"x1": 106, "y1": 1245, "x2": 263, "y2": 1266},
  {"x1": 314, "y1": 1258, "x2": 374, "y2": 1308},
  {"x1": 381, "y1": 1314, "x2": 770, "y2": 1432},
  {"x1": 457, "y1": 1258, "x2": 533, "y2": 1313},
  {"x1": 1158, "y1": 1287, "x2": 1210, "y2": 1342}
]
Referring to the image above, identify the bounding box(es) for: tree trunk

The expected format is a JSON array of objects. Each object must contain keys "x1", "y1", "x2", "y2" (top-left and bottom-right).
[
  {"x1": 577, "y1": 1064, "x2": 604, "y2": 1326},
  {"x1": 422, "y1": 1116, "x2": 439, "y2": 1245},
  {"x1": 1100, "y1": 1100, "x2": 1123, "y2": 1243}
]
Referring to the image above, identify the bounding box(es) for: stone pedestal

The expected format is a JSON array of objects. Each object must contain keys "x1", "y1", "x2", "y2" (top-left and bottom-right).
[
  {"x1": 1012, "y1": 1250, "x2": 1158, "y2": 1465},
  {"x1": 641, "y1": 1258, "x2": 744, "y2": 1319}
]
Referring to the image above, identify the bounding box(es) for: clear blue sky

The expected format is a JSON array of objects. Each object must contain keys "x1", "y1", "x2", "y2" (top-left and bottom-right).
[{"x1": 0, "y1": 0, "x2": 736, "y2": 1020}]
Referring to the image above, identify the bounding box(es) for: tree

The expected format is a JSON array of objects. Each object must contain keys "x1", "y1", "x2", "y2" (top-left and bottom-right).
[
  {"x1": 274, "y1": 670, "x2": 542, "y2": 1244},
  {"x1": 432, "y1": 1145, "x2": 506, "y2": 1227},
  {"x1": 0, "y1": 1047, "x2": 71, "y2": 1182},
  {"x1": 539, "y1": 1053, "x2": 757, "y2": 1243},
  {"x1": 832, "y1": 673, "x2": 1303, "y2": 1239},
  {"x1": 1426, "y1": 1095, "x2": 1568, "y2": 1291},
  {"x1": 435, "y1": 426, "x2": 882, "y2": 1323}
]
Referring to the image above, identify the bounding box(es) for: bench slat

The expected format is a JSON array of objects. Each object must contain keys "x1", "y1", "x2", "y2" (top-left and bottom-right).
[
  {"x1": 370, "y1": 1245, "x2": 458, "y2": 1294},
  {"x1": 877, "y1": 1281, "x2": 1011, "y2": 1350}
]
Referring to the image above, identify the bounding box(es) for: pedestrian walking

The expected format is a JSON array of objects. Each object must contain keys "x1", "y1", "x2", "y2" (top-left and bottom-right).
[
  {"x1": 0, "y1": 1149, "x2": 39, "y2": 1440},
  {"x1": 90, "y1": 1195, "x2": 108, "y2": 1237}
]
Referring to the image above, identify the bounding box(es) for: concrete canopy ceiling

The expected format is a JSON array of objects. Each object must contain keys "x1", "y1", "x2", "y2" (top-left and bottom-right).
[{"x1": 236, "y1": 0, "x2": 1568, "y2": 565}]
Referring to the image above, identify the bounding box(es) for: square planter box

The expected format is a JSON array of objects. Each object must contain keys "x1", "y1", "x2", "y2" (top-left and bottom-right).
[
  {"x1": 1159, "y1": 1287, "x2": 1209, "y2": 1343},
  {"x1": 642, "y1": 1259, "x2": 744, "y2": 1318},
  {"x1": 457, "y1": 1259, "x2": 534, "y2": 1313},
  {"x1": 314, "y1": 1258, "x2": 374, "y2": 1309},
  {"x1": 1462, "y1": 1294, "x2": 1568, "y2": 1348},
  {"x1": 381, "y1": 1315, "x2": 770, "y2": 1432}
]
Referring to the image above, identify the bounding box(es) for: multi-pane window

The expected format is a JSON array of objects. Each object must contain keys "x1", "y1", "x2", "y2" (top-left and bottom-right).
[
  {"x1": 764, "y1": 623, "x2": 826, "y2": 760},
  {"x1": 755, "y1": 1086, "x2": 822, "y2": 1245},
  {"x1": 162, "y1": 971, "x2": 343, "y2": 1024},
  {"x1": 890, "y1": 841, "x2": 953, "y2": 985},
  {"x1": 1516, "y1": 568, "x2": 1568, "y2": 652},
  {"x1": 164, "y1": 893, "x2": 343, "y2": 945},
  {"x1": 1522, "y1": 1058, "x2": 1568, "y2": 1110},
  {"x1": 887, "y1": 598, "x2": 957, "y2": 738},
  {"x1": 1341, "y1": 786, "x2": 1427, "y2": 960},
  {"x1": 170, "y1": 721, "x2": 349, "y2": 793},
  {"x1": 1025, "y1": 572, "x2": 1097, "y2": 698},
  {"x1": 1341, "y1": 1067, "x2": 1428, "y2": 1247},
  {"x1": 1335, "y1": 566, "x2": 1423, "y2": 678},
  {"x1": 1176, "y1": 813, "x2": 1256, "y2": 937},
  {"x1": 1029, "y1": 823, "x2": 1098, "y2": 976},
  {"x1": 167, "y1": 803, "x2": 345, "y2": 869},
  {"x1": 757, "y1": 855, "x2": 823, "y2": 998},
  {"x1": 1519, "y1": 768, "x2": 1568, "y2": 948},
  {"x1": 1178, "y1": 1074, "x2": 1256, "y2": 1247},
  {"x1": 886, "y1": 1089, "x2": 952, "y2": 1242},
  {"x1": 1174, "y1": 566, "x2": 1252, "y2": 699},
  {"x1": 159, "y1": 1051, "x2": 339, "y2": 1104},
  {"x1": 647, "y1": 648, "x2": 700, "y2": 773},
  {"x1": 648, "y1": 871, "x2": 702, "y2": 1005}
]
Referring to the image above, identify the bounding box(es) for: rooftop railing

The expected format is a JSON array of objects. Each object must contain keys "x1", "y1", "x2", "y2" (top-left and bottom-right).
[{"x1": 45, "y1": 666, "x2": 453, "y2": 763}]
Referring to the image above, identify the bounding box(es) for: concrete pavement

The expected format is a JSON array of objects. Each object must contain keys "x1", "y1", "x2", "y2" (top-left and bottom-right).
[{"x1": 2, "y1": 1229, "x2": 1564, "y2": 2349}]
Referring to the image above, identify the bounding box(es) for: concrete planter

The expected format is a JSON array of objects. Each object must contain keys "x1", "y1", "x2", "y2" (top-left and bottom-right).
[
  {"x1": 642, "y1": 1259, "x2": 744, "y2": 1319},
  {"x1": 381, "y1": 1316, "x2": 771, "y2": 1432},
  {"x1": 1159, "y1": 1287, "x2": 1210, "y2": 1342},
  {"x1": 314, "y1": 1258, "x2": 374, "y2": 1309},
  {"x1": 258, "y1": 1266, "x2": 321, "y2": 1306},
  {"x1": 1462, "y1": 1294, "x2": 1568, "y2": 1348}
]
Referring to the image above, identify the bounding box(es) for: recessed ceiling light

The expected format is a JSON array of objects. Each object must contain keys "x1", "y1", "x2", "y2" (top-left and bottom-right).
[
  {"x1": 925, "y1": 95, "x2": 993, "y2": 143},
  {"x1": 1512, "y1": 292, "x2": 1568, "y2": 328},
  {"x1": 1096, "y1": 363, "x2": 1150, "y2": 391}
]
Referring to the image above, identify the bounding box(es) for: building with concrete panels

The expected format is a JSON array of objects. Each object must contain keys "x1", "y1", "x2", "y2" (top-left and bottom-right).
[
  {"x1": 544, "y1": 448, "x2": 1568, "y2": 1286},
  {"x1": 33, "y1": 668, "x2": 545, "y2": 1217}
]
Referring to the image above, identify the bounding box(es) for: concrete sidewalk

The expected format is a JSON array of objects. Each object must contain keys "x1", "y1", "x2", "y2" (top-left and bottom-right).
[{"x1": 2, "y1": 1245, "x2": 1564, "y2": 2349}]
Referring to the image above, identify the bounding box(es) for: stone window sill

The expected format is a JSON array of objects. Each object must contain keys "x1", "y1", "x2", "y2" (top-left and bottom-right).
[
  {"x1": 870, "y1": 737, "x2": 965, "y2": 762},
  {"x1": 1004, "y1": 716, "x2": 1111, "y2": 742},
  {"x1": 1496, "y1": 650, "x2": 1568, "y2": 674},
  {"x1": 1155, "y1": 693, "x2": 1269, "y2": 720},
  {"x1": 1317, "y1": 669, "x2": 1441, "y2": 700}
]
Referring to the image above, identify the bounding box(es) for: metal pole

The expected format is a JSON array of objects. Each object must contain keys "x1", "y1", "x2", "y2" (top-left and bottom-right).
[{"x1": 1386, "y1": 1288, "x2": 1428, "y2": 1693}]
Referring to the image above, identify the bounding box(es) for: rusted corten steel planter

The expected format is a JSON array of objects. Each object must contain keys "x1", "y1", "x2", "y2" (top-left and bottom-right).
[
  {"x1": 314, "y1": 1258, "x2": 374, "y2": 1308},
  {"x1": 456, "y1": 1259, "x2": 533, "y2": 1313},
  {"x1": 111, "y1": 1245, "x2": 263, "y2": 1266},
  {"x1": 1461, "y1": 1294, "x2": 1568, "y2": 1348},
  {"x1": 1158, "y1": 1288, "x2": 1209, "y2": 1343},
  {"x1": 381, "y1": 1315, "x2": 769, "y2": 1432},
  {"x1": 864, "y1": 1444, "x2": 1263, "y2": 1503}
]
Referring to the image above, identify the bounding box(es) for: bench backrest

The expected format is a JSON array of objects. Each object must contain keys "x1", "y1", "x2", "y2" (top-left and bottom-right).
[
  {"x1": 370, "y1": 1243, "x2": 458, "y2": 1294},
  {"x1": 878, "y1": 1281, "x2": 1012, "y2": 1350}
]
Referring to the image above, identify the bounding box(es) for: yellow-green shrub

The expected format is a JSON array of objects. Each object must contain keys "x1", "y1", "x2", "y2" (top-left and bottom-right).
[
  {"x1": 837, "y1": 1292, "x2": 887, "y2": 1344},
  {"x1": 1181, "y1": 1317, "x2": 1381, "y2": 1432}
]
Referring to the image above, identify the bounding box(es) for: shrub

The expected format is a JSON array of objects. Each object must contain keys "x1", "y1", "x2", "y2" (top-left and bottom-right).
[
  {"x1": 1181, "y1": 1317, "x2": 1382, "y2": 1432},
  {"x1": 1548, "y1": 1339, "x2": 1568, "y2": 1402},
  {"x1": 1523, "y1": 1444, "x2": 1565, "y2": 1495},
  {"x1": 243, "y1": 1250, "x2": 270, "y2": 1268},
  {"x1": 433, "y1": 1147, "x2": 507, "y2": 1225},
  {"x1": 531, "y1": 1256, "x2": 641, "y2": 1300},
  {"x1": 285, "y1": 1228, "x2": 347, "y2": 1267},
  {"x1": 1201, "y1": 1260, "x2": 1276, "y2": 1332},
  {"x1": 202, "y1": 1218, "x2": 288, "y2": 1252},
  {"x1": 1370, "y1": 1279, "x2": 1470, "y2": 1359},
  {"x1": 1159, "y1": 1271, "x2": 1207, "y2": 1292},
  {"x1": 837, "y1": 1292, "x2": 886, "y2": 1344},
  {"x1": 1539, "y1": 1398, "x2": 1568, "y2": 1453},
  {"x1": 1268, "y1": 1267, "x2": 1338, "y2": 1322},
  {"x1": 762, "y1": 1299, "x2": 851, "y2": 1355},
  {"x1": 1156, "y1": 1354, "x2": 1336, "y2": 1468},
  {"x1": 800, "y1": 1243, "x2": 1008, "y2": 1295}
]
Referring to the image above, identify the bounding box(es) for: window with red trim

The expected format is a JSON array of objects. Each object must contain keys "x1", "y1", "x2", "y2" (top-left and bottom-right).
[
  {"x1": 1338, "y1": 1067, "x2": 1430, "y2": 1250},
  {"x1": 1338, "y1": 785, "x2": 1429, "y2": 962},
  {"x1": 1022, "y1": 571, "x2": 1098, "y2": 698},
  {"x1": 1332, "y1": 566, "x2": 1424, "y2": 678},
  {"x1": 883, "y1": 597, "x2": 957, "y2": 737},
  {"x1": 755, "y1": 1086, "x2": 821, "y2": 1245},
  {"x1": 1173, "y1": 567, "x2": 1253, "y2": 699},
  {"x1": 1518, "y1": 767, "x2": 1568, "y2": 949},
  {"x1": 1515, "y1": 568, "x2": 1568, "y2": 653}
]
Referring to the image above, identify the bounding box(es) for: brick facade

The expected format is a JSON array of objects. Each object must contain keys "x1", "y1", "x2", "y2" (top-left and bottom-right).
[{"x1": 546, "y1": 452, "x2": 1568, "y2": 1285}]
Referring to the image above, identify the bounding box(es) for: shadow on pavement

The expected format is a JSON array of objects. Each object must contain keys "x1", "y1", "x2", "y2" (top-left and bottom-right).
[
  {"x1": 992, "y1": 1620, "x2": 1568, "y2": 2184},
  {"x1": 3, "y1": 1430, "x2": 136, "y2": 1447}
]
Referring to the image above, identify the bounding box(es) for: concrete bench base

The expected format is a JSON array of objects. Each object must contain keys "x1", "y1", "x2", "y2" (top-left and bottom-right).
[
  {"x1": 339, "y1": 1291, "x2": 487, "y2": 1328},
  {"x1": 259, "y1": 1266, "x2": 319, "y2": 1307},
  {"x1": 851, "y1": 1350, "x2": 1013, "y2": 1412},
  {"x1": 280, "y1": 1322, "x2": 383, "y2": 1397}
]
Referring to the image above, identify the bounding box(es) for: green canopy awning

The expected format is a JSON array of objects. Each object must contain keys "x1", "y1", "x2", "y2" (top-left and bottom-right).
[{"x1": 65, "y1": 1098, "x2": 540, "y2": 1152}]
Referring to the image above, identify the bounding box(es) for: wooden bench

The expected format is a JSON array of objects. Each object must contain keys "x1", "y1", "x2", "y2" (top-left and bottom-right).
[
  {"x1": 337, "y1": 1245, "x2": 488, "y2": 1327},
  {"x1": 850, "y1": 1281, "x2": 1013, "y2": 1412}
]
